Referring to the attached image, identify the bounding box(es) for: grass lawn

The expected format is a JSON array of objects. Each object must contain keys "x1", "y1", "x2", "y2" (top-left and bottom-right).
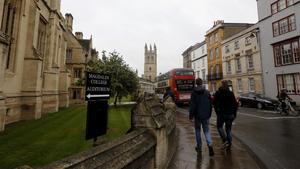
[
  {"x1": 0, "y1": 105, "x2": 132, "y2": 169},
  {"x1": 108, "y1": 95, "x2": 134, "y2": 104}
]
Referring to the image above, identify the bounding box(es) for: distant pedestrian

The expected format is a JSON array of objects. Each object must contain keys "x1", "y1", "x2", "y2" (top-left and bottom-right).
[
  {"x1": 163, "y1": 87, "x2": 175, "y2": 101},
  {"x1": 277, "y1": 88, "x2": 291, "y2": 101},
  {"x1": 277, "y1": 88, "x2": 292, "y2": 114},
  {"x1": 213, "y1": 80, "x2": 238, "y2": 150},
  {"x1": 189, "y1": 78, "x2": 214, "y2": 156}
]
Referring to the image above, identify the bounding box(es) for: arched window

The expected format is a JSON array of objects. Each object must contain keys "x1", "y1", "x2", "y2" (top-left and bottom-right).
[
  {"x1": 228, "y1": 80, "x2": 233, "y2": 91},
  {"x1": 149, "y1": 67, "x2": 152, "y2": 71},
  {"x1": 37, "y1": 18, "x2": 47, "y2": 57},
  {"x1": 216, "y1": 64, "x2": 220, "y2": 78},
  {"x1": 1, "y1": 0, "x2": 15, "y2": 35},
  {"x1": 1, "y1": 0, "x2": 18, "y2": 71},
  {"x1": 210, "y1": 66, "x2": 214, "y2": 79}
]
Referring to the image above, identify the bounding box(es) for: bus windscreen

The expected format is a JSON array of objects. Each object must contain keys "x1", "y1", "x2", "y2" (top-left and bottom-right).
[{"x1": 176, "y1": 79, "x2": 194, "y2": 91}]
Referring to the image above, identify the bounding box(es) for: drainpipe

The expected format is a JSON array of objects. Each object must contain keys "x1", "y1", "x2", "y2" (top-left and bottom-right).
[{"x1": 250, "y1": 28, "x2": 265, "y2": 96}]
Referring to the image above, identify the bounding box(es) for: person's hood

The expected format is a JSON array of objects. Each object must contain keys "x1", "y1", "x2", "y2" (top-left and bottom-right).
[
  {"x1": 194, "y1": 86, "x2": 206, "y2": 94},
  {"x1": 218, "y1": 87, "x2": 232, "y2": 94}
]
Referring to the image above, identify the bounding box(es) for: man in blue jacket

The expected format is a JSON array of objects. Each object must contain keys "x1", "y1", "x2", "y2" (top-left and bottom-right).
[{"x1": 189, "y1": 78, "x2": 214, "y2": 156}]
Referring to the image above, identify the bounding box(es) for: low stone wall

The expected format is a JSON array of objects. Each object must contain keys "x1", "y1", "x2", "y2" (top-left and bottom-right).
[
  {"x1": 59, "y1": 92, "x2": 69, "y2": 108},
  {"x1": 4, "y1": 96, "x2": 22, "y2": 124},
  {"x1": 132, "y1": 94, "x2": 177, "y2": 169},
  {"x1": 19, "y1": 94, "x2": 177, "y2": 169},
  {"x1": 38, "y1": 129, "x2": 156, "y2": 169},
  {"x1": 0, "y1": 96, "x2": 5, "y2": 131},
  {"x1": 42, "y1": 94, "x2": 59, "y2": 114},
  {"x1": 21, "y1": 95, "x2": 42, "y2": 120}
]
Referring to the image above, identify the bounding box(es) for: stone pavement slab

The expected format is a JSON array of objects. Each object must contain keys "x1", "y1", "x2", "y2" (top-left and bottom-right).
[{"x1": 168, "y1": 111, "x2": 261, "y2": 169}]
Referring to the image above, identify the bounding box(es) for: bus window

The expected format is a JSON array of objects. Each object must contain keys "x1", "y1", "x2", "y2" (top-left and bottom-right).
[{"x1": 175, "y1": 71, "x2": 194, "y2": 76}]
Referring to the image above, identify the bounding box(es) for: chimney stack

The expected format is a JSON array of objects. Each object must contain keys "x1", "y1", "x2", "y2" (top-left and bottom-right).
[
  {"x1": 65, "y1": 13, "x2": 73, "y2": 31},
  {"x1": 75, "y1": 32, "x2": 83, "y2": 39},
  {"x1": 214, "y1": 20, "x2": 224, "y2": 26}
]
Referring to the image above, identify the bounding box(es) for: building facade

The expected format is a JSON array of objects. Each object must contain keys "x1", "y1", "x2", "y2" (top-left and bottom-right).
[
  {"x1": 138, "y1": 78, "x2": 155, "y2": 95},
  {"x1": 190, "y1": 41, "x2": 208, "y2": 89},
  {"x1": 182, "y1": 46, "x2": 192, "y2": 69},
  {"x1": 257, "y1": 0, "x2": 300, "y2": 104},
  {"x1": 205, "y1": 20, "x2": 253, "y2": 93},
  {"x1": 64, "y1": 15, "x2": 98, "y2": 104},
  {"x1": 0, "y1": 0, "x2": 72, "y2": 131},
  {"x1": 143, "y1": 43, "x2": 157, "y2": 82},
  {"x1": 222, "y1": 25, "x2": 264, "y2": 97}
]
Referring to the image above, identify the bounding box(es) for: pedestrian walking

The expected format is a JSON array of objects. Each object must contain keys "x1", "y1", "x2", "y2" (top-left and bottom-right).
[
  {"x1": 214, "y1": 80, "x2": 238, "y2": 150},
  {"x1": 189, "y1": 78, "x2": 214, "y2": 156},
  {"x1": 277, "y1": 88, "x2": 292, "y2": 115},
  {"x1": 163, "y1": 87, "x2": 175, "y2": 101}
]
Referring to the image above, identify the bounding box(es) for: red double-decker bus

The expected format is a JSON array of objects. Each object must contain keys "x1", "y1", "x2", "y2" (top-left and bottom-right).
[{"x1": 156, "y1": 68, "x2": 195, "y2": 104}]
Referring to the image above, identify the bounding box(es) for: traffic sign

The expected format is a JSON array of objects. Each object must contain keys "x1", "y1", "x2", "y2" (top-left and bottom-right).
[{"x1": 85, "y1": 72, "x2": 111, "y2": 101}]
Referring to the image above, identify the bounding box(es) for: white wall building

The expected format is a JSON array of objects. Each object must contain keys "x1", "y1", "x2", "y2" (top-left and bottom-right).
[
  {"x1": 257, "y1": 0, "x2": 300, "y2": 104},
  {"x1": 191, "y1": 41, "x2": 208, "y2": 89},
  {"x1": 139, "y1": 78, "x2": 155, "y2": 95}
]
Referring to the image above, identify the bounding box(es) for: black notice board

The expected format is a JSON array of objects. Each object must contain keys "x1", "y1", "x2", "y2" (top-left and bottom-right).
[{"x1": 85, "y1": 100, "x2": 108, "y2": 140}]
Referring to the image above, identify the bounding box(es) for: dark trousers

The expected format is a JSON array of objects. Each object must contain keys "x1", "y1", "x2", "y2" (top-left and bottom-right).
[
  {"x1": 194, "y1": 119, "x2": 213, "y2": 149},
  {"x1": 281, "y1": 101, "x2": 287, "y2": 113},
  {"x1": 217, "y1": 115, "x2": 234, "y2": 144}
]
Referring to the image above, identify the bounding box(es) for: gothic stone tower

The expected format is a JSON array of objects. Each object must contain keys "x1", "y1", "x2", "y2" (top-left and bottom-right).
[{"x1": 144, "y1": 43, "x2": 157, "y2": 82}]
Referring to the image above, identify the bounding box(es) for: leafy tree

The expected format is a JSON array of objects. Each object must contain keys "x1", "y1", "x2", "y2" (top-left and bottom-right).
[{"x1": 86, "y1": 50, "x2": 139, "y2": 105}]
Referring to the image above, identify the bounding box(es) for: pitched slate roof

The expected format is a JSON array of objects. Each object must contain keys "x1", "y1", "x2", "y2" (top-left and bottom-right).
[{"x1": 78, "y1": 39, "x2": 91, "y2": 51}]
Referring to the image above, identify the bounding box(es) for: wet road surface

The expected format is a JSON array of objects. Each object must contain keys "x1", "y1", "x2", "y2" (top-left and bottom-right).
[
  {"x1": 169, "y1": 109, "x2": 260, "y2": 169},
  {"x1": 231, "y1": 107, "x2": 300, "y2": 169}
]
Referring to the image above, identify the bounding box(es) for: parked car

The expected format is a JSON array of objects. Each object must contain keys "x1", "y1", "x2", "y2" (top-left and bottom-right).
[{"x1": 238, "y1": 93, "x2": 279, "y2": 109}]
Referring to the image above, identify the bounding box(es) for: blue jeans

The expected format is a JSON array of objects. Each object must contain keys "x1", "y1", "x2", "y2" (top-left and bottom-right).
[
  {"x1": 217, "y1": 116, "x2": 234, "y2": 144},
  {"x1": 194, "y1": 119, "x2": 213, "y2": 149}
]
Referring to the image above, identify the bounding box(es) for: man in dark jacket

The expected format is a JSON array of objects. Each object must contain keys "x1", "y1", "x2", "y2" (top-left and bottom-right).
[
  {"x1": 163, "y1": 87, "x2": 175, "y2": 101},
  {"x1": 189, "y1": 78, "x2": 214, "y2": 156},
  {"x1": 214, "y1": 80, "x2": 238, "y2": 150}
]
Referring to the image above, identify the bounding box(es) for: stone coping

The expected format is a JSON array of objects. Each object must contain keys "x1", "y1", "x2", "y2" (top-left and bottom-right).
[{"x1": 38, "y1": 129, "x2": 156, "y2": 169}]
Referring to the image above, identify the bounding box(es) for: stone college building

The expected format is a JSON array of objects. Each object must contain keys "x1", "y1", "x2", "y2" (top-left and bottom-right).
[{"x1": 0, "y1": 0, "x2": 97, "y2": 131}]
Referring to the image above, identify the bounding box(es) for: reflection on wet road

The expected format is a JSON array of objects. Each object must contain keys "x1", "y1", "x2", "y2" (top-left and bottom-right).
[
  {"x1": 233, "y1": 107, "x2": 300, "y2": 169},
  {"x1": 169, "y1": 110, "x2": 260, "y2": 169}
]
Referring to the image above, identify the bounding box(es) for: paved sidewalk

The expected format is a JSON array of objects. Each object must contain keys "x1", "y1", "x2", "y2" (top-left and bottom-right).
[{"x1": 169, "y1": 111, "x2": 261, "y2": 169}]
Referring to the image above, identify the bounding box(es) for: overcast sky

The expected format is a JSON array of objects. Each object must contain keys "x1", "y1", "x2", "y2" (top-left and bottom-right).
[{"x1": 61, "y1": 0, "x2": 258, "y2": 76}]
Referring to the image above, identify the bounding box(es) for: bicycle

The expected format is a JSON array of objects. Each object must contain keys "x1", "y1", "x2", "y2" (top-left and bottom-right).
[{"x1": 275, "y1": 98, "x2": 299, "y2": 116}]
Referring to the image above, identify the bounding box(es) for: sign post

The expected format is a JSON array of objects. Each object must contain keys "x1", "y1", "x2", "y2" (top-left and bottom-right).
[{"x1": 85, "y1": 72, "x2": 111, "y2": 144}]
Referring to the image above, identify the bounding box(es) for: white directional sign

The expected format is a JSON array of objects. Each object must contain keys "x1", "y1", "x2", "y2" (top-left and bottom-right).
[
  {"x1": 85, "y1": 72, "x2": 111, "y2": 101},
  {"x1": 86, "y1": 94, "x2": 110, "y2": 99}
]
